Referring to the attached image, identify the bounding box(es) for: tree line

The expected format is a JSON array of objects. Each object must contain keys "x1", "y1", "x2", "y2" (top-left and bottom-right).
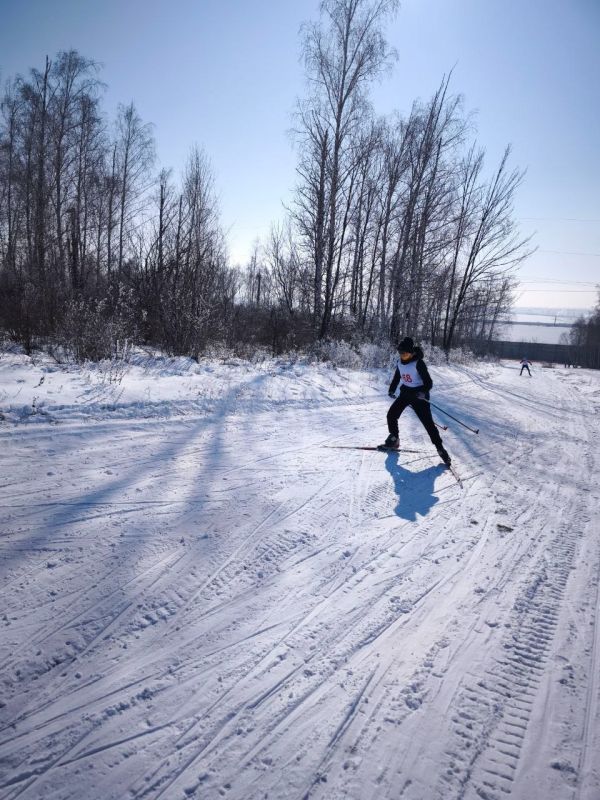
[
  {"x1": 0, "y1": 51, "x2": 230, "y2": 359},
  {"x1": 0, "y1": 0, "x2": 532, "y2": 361},
  {"x1": 567, "y1": 292, "x2": 600, "y2": 368}
]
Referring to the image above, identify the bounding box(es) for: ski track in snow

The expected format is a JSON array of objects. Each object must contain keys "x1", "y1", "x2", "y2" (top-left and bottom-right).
[{"x1": 0, "y1": 356, "x2": 599, "y2": 799}]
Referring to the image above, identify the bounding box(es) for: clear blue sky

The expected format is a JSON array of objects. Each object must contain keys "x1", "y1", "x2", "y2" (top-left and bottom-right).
[{"x1": 1, "y1": 0, "x2": 598, "y2": 310}]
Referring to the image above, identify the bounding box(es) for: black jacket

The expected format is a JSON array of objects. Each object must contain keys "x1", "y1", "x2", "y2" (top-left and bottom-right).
[{"x1": 389, "y1": 346, "x2": 433, "y2": 396}]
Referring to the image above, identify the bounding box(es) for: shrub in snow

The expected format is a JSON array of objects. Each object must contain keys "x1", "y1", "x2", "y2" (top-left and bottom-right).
[
  {"x1": 201, "y1": 341, "x2": 231, "y2": 362},
  {"x1": 309, "y1": 339, "x2": 362, "y2": 369},
  {"x1": 425, "y1": 344, "x2": 475, "y2": 366},
  {"x1": 250, "y1": 348, "x2": 273, "y2": 365},
  {"x1": 59, "y1": 289, "x2": 138, "y2": 365},
  {"x1": 46, "y1": 343, "x2": 72, "y2": 365},
  {"x1": 425, "y1": 345, "x2": 448, "y2": 366},
  {"x1": 356, "y1": 342, "x2": 393, "y2": 369},
  {"x1": 306, "y1": 338, "x2": 400, "y2": 371},
  {"x1": 449, "y1": 346, "x2": 475, "y2": 365},
  {"x1": 94, "y1": 355, "x2": 131, "y2": 385}
]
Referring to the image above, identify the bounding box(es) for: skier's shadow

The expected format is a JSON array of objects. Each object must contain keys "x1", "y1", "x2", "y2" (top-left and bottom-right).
[{"x1": 384, "y1": 451, "x2": 445, "y2": 521}]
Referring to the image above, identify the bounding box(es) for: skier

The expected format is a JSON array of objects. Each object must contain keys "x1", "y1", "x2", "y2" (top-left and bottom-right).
[
  {"x1": 381, "y1": 337, "x2": 451, "y2": 466},
  {"x1": 519, "y1": 358, "x2": 532, "y2": 376}
]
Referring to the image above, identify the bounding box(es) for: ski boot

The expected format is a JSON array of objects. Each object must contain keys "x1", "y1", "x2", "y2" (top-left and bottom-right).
[
  {"x1": 437, "y1": 446, "x2": 451, "y2": 466},
  {"x1": 378, "y1": 434, "x2": 400, "y2": 451}
]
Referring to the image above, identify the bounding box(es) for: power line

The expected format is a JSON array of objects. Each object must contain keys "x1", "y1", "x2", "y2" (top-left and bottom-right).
[
  {"x1": 518, "y1": 278, "x2": 598, "y2": 286},
  {"x1": 537, "y1": 249, "x2": 600, "y2": 257},
  {"x1": 519, "y1": 217, "x2": 600, "y2": 223}
]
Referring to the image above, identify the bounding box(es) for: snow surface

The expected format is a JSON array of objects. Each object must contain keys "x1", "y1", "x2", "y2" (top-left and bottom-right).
[
  {"x1": 1, "y1": 349, "x2": 599, "y2": 800},
  {"x1": 501, "y1": 323, "x2": 572, "y2": 345}
]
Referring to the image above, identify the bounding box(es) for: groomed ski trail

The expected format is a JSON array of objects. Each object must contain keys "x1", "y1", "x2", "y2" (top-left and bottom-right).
[{"x1": 0, "y1": 358, "x2": 598, "y2": 800}]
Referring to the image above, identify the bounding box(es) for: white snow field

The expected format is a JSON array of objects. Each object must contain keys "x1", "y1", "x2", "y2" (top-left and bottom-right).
[{"x1": 1, "y1": 350, "x2": 599, "y2": 800}]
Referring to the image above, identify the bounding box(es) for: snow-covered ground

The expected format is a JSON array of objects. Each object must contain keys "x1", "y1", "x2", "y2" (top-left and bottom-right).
[
  {"x1": 1, "y1": 349, "x2": 599, "y2": 800},
  {"x1": 501, "y1": 322, "x2": 572, "y2": 345}
]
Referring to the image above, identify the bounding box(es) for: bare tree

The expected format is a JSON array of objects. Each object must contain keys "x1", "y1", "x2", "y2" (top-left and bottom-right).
[
  {"x1": 114, "y1": 102, "x2": 154, "y2": 276},
  {"x1": 265, "y1": 221, "x2": 303, "y2": 314},
  {"x1": 387, "y1": 77, "x2": 465, "y2": 340},
  {"x1": 153, "y1": 146, "x2": 227, "y2": 355},
  {"x1": 1, "y1": 40, "x2": 536, "y2": 362},
  {"x1": 290, "y1": 102, "x2": 329, "y2": 324},
  {"x1": 442, "y1": 146, "x2": 533, "y2": 352},
  {"x1": 294, "y1": 0, "x2": 399, "y2": 337}
]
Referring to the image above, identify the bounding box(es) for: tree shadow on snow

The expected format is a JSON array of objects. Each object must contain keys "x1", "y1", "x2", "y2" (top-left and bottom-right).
[{"x1": 384, "y1": 451, "x2": 446, "y2": 522}]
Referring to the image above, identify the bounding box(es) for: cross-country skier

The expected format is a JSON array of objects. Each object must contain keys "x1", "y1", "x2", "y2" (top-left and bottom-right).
[
  {"x1": 381, "y1": 337, "x2": 451, "y2": 466},
  {"x1": 519, "y1": 358, "x2": 532, "y2": 376}
]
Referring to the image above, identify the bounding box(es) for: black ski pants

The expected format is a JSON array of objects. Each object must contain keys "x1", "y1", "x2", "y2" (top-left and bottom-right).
[
  {"x1": 387, "y1": 393, "x2": 443, "y2": 448},
  {"x1": 520, "y1": 365, "x2": 531, "y2": 375}
]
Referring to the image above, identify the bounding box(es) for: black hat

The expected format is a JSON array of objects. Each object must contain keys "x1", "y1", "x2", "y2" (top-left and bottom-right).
[{"x1": 397, "y1": 336, "x2": 415, "y2": 353}]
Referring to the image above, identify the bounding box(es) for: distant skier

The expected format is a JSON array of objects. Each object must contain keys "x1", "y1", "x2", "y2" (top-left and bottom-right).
[
  {"x1": 520, "y1": 358, "x2": 532, "y2": 376},
  {"x1": 381, "y1": 337, "x2": 451, "y2": 466}
]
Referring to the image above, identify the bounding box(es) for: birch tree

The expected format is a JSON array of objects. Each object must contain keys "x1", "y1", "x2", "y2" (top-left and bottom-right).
[
  {"x1": 442, "y1": 146, "x2": 533, "y2": 352},
  {"x1": 114, "y1": 102, "x2": 154, "y2": 276},
  {"x1": 294, "y1": 0, "x2": 399, "y2": 337}
]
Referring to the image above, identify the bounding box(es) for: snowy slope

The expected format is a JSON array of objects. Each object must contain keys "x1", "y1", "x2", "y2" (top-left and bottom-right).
[{"x1": 1, "y1": 351, "x2": 599, "y2": 800}]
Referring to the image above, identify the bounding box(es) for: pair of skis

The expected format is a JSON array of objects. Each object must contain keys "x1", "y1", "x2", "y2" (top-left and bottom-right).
[
  {"x1": 324, "y1": 444, "x2": 463, "y2": 487},
  {"x1": 324, "y1": 445, "x2": 423, "y2": 454}
]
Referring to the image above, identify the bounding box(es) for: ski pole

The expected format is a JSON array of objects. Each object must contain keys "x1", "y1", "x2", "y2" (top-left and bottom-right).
[
  {"x1": 435, "y1": 421, "x2": 448, "y2": 431},
  {"x1": 429, "y1": 401, "x2": 479, "y2": 434}
]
